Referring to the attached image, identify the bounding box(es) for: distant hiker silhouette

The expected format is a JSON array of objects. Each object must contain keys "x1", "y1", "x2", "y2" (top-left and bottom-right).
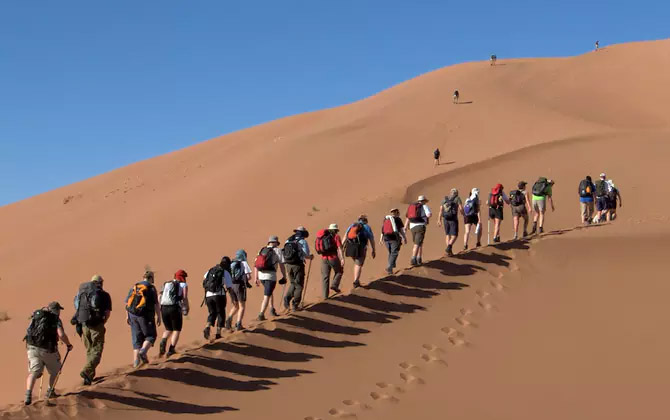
[
  {"x1": 490, "y1": 54, "x2": 497, "y2": 66},
  {"x1": 434, "y1": 148, "x2": 441, "y2": 166},
  {"x1": 453, "y1": 90, "x2": 460, "y2": 104}
]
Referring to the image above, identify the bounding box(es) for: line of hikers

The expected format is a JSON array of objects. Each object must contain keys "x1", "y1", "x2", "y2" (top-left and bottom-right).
[
  {"x1": 23, "y1": 174, "x2": 622, "y2": 406},
  {"x1": 577, "y1": 173, "x2": 622, "y2": 225}
]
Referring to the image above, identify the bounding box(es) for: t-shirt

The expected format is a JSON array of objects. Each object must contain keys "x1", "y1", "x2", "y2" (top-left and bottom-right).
[
  {"x1": 257, "y1": 246, "x2": 285, "y2": 282},
  {"x1": 441, "y1": 196, "x2": 463, "y2": 220},
  {"x1": 344, "y1": 223, "x2": 375, "y2": 248},
  {"x1": 382, "y1": 216, "x2": 405, "y2": 240},
  {"x1": 322, "y1": 233, "x2": 343, "y2": 261},
  {"x1": 409, "y1": 204, "x2": 432, "y2": 229},
  {"x1": 533, "y1": 185, "x2": 552, "y2": 201},
  {"x1": 203, "y1": 270, "x2": 233, "y2": 297}
]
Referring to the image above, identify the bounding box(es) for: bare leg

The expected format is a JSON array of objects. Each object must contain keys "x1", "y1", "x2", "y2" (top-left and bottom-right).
[
  {"x1": 259, "y1": 295, "x2": 270, "y2": 315},
  {"x1": 170, "y1": 331, "x2": 180, "y2": 347},
  {"x1": 353, "y1": 263, "x2": 363, "y2": 283},
  {"x1": 412, "y1": 244, "x2": 419, "y2": 258},
  {"x1": 237, "y1": 301, "x2": 246, "y2": 325},
  {"x1": 464, "y1": 224, "x2": 471, "y2": 248},
  {"x1": 26, "y1": 373, "x2": 37, "y2": 395},
  {"x1": 493, "y1": 219, "x2": 501, "y2": 239},
  {"x1": 513, "y1": 215, "x2": 520, "y2": 237}
]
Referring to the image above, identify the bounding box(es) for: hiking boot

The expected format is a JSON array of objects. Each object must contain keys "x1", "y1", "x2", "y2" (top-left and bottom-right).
[
  {"x1": 45, "y1": 388, "x2": 59, "y2": 398},
  {"x1": 24, "y1": 391, "x2": 32, "y2": 406},
  {"x1": 203, "y1": 327, "x2": 210, "y2": 340},
  {"x1": 539, "y1": 227, "x2": 544, "y2": 234},
  {"x1": 330, "y1": 286, "x2": 341, "y2": 294},
  {"x1": 523, "y1": 230, "x2": 528, "y2": 237},
  {"x1": 283, "y1": 300, "x2": 291, "y2": 311},
  {"x1": 513, "y1": 234, "x2": 518, "y2": 240},
  {"x1": 257, "y1": 313, "x2": 266, "y2": 321},
  {"x1": 493, "y1": 236, "x2": 500, "y2": 243},
  {"x1": 410, "y1": 257, "x2": 417, "y2": 266},
  {"x1": 166, "y1": 346, "x2": 176, "y2": 357},
  {"x1": 353, "y1": 280, "x2": 361, "y2": 288},
  {"x1": 81, "y1": 371, "x2": 93, "y2": 386},
  {"x1": 224, "y1": 317, "x2": 233, "y2": 330},
  {"x1": 159, "y1": 338, "x2": 167, "y2": 357},
  {"x1": 139, "y1": 350, "x2": 149, "y2": 365},
  {"x1": 463, "y1": 244, "x2": 468, "y2": 250},
  {"x1": 530, "y1": 223, "x2": 537, "y2": 235},
  {"x1": 447, "y1": 245, "x2": 454, "y2": 257},
  {"x1": 133, "y1": 358, "x2": 142, "y2": 368},
  {"x1": 270, "y1": 308, "x2": 279, "y2": 317},
  {"x1": 292, "y1": 303, "x2": 302, "y2": 311},
  {"x1": 417, "y1": 257, "x2": 423, "y2": 265},
  {"x1": 476, "y1": 242, "x2": 481, "y2": 247},
  {"x1": 215, "y1": 333, "x2": 222, "y2": 340},
  {"x1": 235, "y1": 321, "x2": 243, "y2": 331},
  {"x1": 385, "y1": 267, "x2": 393, "y2": 275}
]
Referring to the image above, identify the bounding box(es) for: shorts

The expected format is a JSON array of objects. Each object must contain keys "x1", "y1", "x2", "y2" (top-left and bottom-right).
[
  {"x1": 128, "y1": 313, "x2": 157, "y2": 349},
  {"x1": 443, "y1": 219, "x2": 459, "y2": 236},
  {"x1": 533, "y1": 199, "x2": 546, "y2": 213},
  {"x1": 27, "y1": 345, "x2": 61, "y2": 378},
  {"x1": 410, "y1": 225, "x2": 427, "y2": 245},
  {"x1": 161, "y1": 305, "x2": 183, "y2": 332},
  {"x1": 228, "y1": 283, "x2": 247, "y2": 303},
  {"x1": 262, "y1": 280, "x2": 277, "y2": 296},
  {"x1": 511, "y1": 205, "x2": 528, "y2": 218},
  {"x1": 353, "y1": 253, "x2": 367, "y2": 266},
  {"x1": 464, "y1": 214, "x2": 479, "y2": 225},
  {"x1": 596, "y1": 196, "x2": 609, "y2": 211},
  {"x1": 489, "y1": 207, "x2": 504, "y2": 220}
]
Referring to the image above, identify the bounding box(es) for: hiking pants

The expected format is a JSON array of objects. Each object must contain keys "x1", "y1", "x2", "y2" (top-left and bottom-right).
[
  {"x1": 321, "y1": 258, "x2": 343, "y2": 298},
  {"x1": 81, "y1": 323, "x2": 105, "y2": 379},
  {"x1": 384, "y1": 239, "x2": 401, "y2": 270},
  {"x1": 205, "y1": 295, "x2": 226, "y2": 328},
  {"x1": 284, "y1": 263, "x2": 305, "y2": 307}
]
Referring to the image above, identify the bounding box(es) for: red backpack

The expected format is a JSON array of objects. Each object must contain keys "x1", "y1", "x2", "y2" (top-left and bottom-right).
[
  {"x1": 490, "y1": 184, "x2": 503, "y2": 209},
  {"x1": 406, "y1": 202, "x2": 424, "y2": 223},
  {"x1": 382, "y1": 218, "x2": 396, "y2": 235},
  {"x1": 254, "y1": 247, "x2": 276, "y2": 271},
  {"x1": 315, "y1": 229, "x2": 337, "y2": 255}
]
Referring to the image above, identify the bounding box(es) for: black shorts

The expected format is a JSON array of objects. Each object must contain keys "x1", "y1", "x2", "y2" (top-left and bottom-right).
[
  {"x1": 464, "y1": 214, "x2": 479, "y2": 225},
  {"x1": 228, "y1": 283, "x2": 247, "y2": 304},
  {"x1": 262, "y1": 280, "x2": 277, "y2": 296},
  {"x1": 161, "y1": 305, "x2": 183, "y2": 332},
  {"x1": 489, "y1": 207, "x2": 504, "y2": 220},
  {"x1": 596, "y1": 196, "x2": 609, "y2": 211},
  {"x1": 443, "y1": 218, "x2": 459, "y2": 236}
]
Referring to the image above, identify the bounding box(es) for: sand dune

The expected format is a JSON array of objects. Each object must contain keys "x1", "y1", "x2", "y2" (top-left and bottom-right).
[{"x1": 1, "y1": 39, "x2": 669, "y2": 416}]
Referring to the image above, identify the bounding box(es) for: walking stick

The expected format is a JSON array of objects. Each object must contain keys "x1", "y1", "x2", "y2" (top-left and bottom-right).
[
  {"x1": 487, "y1": 216, "x2": 491, "y2": 245},
  {"x1": 46, "y1": 348, "x2": 71, "y2": 401},
  {"x1": 301, "y1": 259, "x2": 313, "y2": 307}
]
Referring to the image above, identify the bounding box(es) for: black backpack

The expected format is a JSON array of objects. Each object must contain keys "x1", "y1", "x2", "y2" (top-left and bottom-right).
[
  {"x1": 595, "y1": 180, "x2": 608, "y2": 197},
  {"x1": 578, "y1": 179, "x2": 593, "y2": 198},
  {"x1": 442, "y1": 196, "x2": 458, "y2": 219},
  {"x1": 509, "y1": 190, "x2": 525, "y2": 206},
  {"x1": 282, "y1": 236, "x2": 302, "y2": 265},
  {"x1": 203, "y1": 265, "x2": 224, "y2": 293},
  {"x1": 75, "y1": 282, "x2": 105, "y2": 325},
  {"x1": 230, "y1": 260, "x2": 246, "y2": 284},
  {"x1": 532, "y1": 178, "x2": 549, "y2": 196},
  {"x1": 25, "y1": 309, "x2": 59, "y2": 351}
]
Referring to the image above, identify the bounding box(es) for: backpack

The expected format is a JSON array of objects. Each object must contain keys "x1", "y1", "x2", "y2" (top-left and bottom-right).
[
  {"x1": 509, "y1": 190, "x2": 525, "y2": 207},
  {"x1": 490, "y1": 185, "x2": 503, "y2": 209},
  {"x1": 161, "y1": 280, "x2": 183, "y2": 306},
  {"x1": 282, "y1": 236, "x2": 303, "y2": 265},
  {"x1": 463, "y1": 198, "x2": 477, "y2": 217},
  {"x1": 595, "y1": 180, "x2": 608, "y2": 197},
  {"x1": 347, "y1": 223, "x2": 367, "y2": 244},
  {"x1": 607, "y1": 188, "x2": 618, "y2": 202},
  {"x1": 230, "y1": 260, "x2": 246, "y2": 284},
  {"x1": 126, "y1": 282, "x2": 153, "y2": 316},
  {"x1": 254, "y1": 247, "x2": 277, "y2": 271},
  {"x1": 25, "y1": 309, "x2": 60, "y2": 351},
  {"x1": 315, "y1": 229, "x2": 337, "y2": 255},
  {"x1": 434, "y1": 149, "x2": 440, "y2": 159},
  {"x1": 532, "y1": 177, "x2": 549, "y2": 196},
  {"x1": 406, "y1": 202, "x2": 425, "y2": 223},
  {"x1": 382, "y1": 218, "x2": 397, "y2": 236},
  {"x1": 203, "y1": 265, "x2": 224, "y2": 293},
  {"x1": 578, "y1": 180, "x2": 592, "y2": 198},
  {"x1": 442, "y1": 196, "x2": 458, "y2": 219},
  {"x1": 75, "y1": 281, "x2": 105, "y2": 325}
]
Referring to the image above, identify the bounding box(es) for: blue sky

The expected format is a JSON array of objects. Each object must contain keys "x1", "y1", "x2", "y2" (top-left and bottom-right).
[{"x1": 1, "y1": 1, "x2": 667, "y2": 206}]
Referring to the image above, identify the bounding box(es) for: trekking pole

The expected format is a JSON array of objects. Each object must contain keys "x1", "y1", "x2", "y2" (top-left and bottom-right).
[
  {"x1": 301, "y1": 259, "x2": 313, "y2": 307},
  {"x1": 487, "y1": 216, "x2": 491, "y2": 245},
  {"x1": 46, "y1": 348, "x2": 71, "y2": 401}
]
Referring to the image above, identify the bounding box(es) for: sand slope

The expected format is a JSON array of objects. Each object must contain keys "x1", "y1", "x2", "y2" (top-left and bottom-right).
[{"x1": 1, "y1": 39, "x2": 669, "y2": 413}]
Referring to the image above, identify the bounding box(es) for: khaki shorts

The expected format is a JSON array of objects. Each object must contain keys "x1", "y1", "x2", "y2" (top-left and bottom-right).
[
  {"x1": 511, "y1": 205, "x2": 528, "y2": 218},
  {"x1": 533, "y1": 199, "x2": 546, "y2": 213},
  {"x1": 27, "y1": 345, "x2": 61, "y2": 378}
]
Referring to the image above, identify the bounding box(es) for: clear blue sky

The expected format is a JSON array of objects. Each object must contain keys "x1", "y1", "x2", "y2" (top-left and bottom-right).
[{"x1": 1, "y1": 1, "x2": 667, "y2": 206}]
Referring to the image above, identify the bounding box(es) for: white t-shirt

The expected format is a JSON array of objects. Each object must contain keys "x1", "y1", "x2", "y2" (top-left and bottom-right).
[
  {"x1": 409, "y1": 204, "x2": 433, "y2": 229},
  {"x1": 257, "y1": 246, "x2": 284, "y2": 282},
  {"x1": 203, "y1": 269, "x2": 233, "y2": 297}
]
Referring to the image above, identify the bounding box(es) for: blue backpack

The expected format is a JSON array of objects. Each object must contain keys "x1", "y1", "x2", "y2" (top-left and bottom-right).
[{"x1": 464, "y1": 198, "x2": 477, "y2": 216}]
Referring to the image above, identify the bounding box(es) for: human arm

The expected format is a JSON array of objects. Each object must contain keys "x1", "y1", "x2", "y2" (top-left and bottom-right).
[
  {"x1": 154, "y1": 288, "x2": 161, "y2": 326},
  {"x1": 525, "y1": 192, "x2": 532, "y2": 214},
  {"x1": 549, "y1": 195, "x2": 555, "y2": 211},
  {"x1": 57, "y1": 323, "x2": 73, "y2": 351},
  {"x1": 437, "y1": 205, "x2": 444, "y2": 227},
  {"x1": 617, "y1": 190, "x2": 623, "y2": 207},
  {"x1": 503, "y1": 192, "x2": 511, "y2": 205},
  {"x1": 254, "y1": 267, "x2": 260, "y2": 286}
]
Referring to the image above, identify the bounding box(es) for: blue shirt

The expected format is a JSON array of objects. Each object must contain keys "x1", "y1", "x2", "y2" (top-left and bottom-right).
[{"x1": 345, "y1": 223, "x2": 374, "y2": 247}]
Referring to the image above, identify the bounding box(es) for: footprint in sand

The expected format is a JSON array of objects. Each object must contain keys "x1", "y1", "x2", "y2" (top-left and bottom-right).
[
  {"x1": 370, "y1": 391, "x2": 400, "y2": 403},
  {"x1": 490, "y1": 280, "x2": 506, "y2": 291},
  {"x1": 455, "y1": 316, "x2": 477, "y2": 328},
  {"x1": 441, "y1": 327, "x2": 464, "y2": 338},
  {"x1": 399, "y1": 361, "x2": 420, "y2": 371},
  {"x1": 375, "y1": 382, "x2": 405, "y2": 394},
  {"x1": 448, "y1": 336, "x2": 471, "y2": 347},
  {"x1": 420, "y1": 353, "x2": 448, "y2": 366},
  {"x1": 304, "y1": 417, "x2": 323, "y2": 420},
  {"x1": 399, "y1": 372, "x2": 425, "y2": 385},
  {"x1": 342, "y1": 400, "x2": 372, "y2": 410},
  {"x1": 328, "y1": 408, "x2": 358, "y2": 418},
  {"x1": 477, "y1": 300, "x2": 498, "y2": 312},
  {"x1": 422, "y1": 343, "x2": 445, "y2": 353},
  {"x1": 460, "y1": 308, "x2": 474, "y2": 316},
  {"x1": 476, "y1": 289, "x2": 491, "y2": 299}
]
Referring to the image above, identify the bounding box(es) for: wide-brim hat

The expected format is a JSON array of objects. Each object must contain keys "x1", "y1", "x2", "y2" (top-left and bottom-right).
[
  {"x1": 418, "y1": 195, "x2": 429, "y2": 202},
  {"x1": 48, "y1": 301, "x2": 64, "y2": 312},
  {"x1": 268, "y1": 235, "x2": 280, "y2": 244},
  {"x1": 294, "y1": 226, "x2": 309, "y2": 238},
  {"x1": 328, "y1": 223, "x2": 339, "y2": 231},
  {"x1": 389, "y1": 208, "x2": 399, "y2": 213}
]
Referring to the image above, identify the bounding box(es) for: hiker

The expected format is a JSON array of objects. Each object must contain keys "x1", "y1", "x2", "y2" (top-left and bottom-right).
[
  {"x1": 463, "y1": 188, "x2": 483, "y2": 249},
  {"x1": 437, "y1": 188, "x2": 464, "y2": 256},
  {"x1": 283, "y1": 226, "x2": 314, "y2": 311},
  {"x1": 578, "y1": 175, "x2": 596, "y2": 225},
  {"x1": 405, "y1": 195, "x2": 432, "y2": 265},
  {"x1": 594, "y1": 173, "x2": 610, "y2": 223},
  {"x1": 344, "y1": 215, "x2": 376, "y2": 288},
  {"x1": 490, "y1": 54, "x2": 497, "y2": 65},
  {"x1": 254, "y1": 236, "x2": 287, "y2": 321},
  {"x1": 530, "y1": 177, "x2": 555, "y2": 234},
  {"x1": 379, "y1": 208, "x2": 407, "y2": 274},
  {"x1": 434, "y1": 148, "x2": 441, "y2": 166},
  {"x1": 510, "y1": 181, "x2": 532, "y2": 239},
  {"x1": 125, "y1": 270, "x2": 161, "y2": 368},
  {"x1": 595, "y1": 40, "x2": 599, "y2": 51},
  {"x1": 227, "y1": 249, "x2": 253, "y2": 331},
  {"x1": 158, "y1": 269, "x2": 189, "y2": 357},
  {"x1": 317, "y1": 223, "x2": 346, "y2": 298},
  {"x1": 24, "y1": 302, "x2": 73, "y2": 405},
  {"x1": 487, "y1": 183, "x2": 510, "y2": 243},
  {"x1": 607, "y1": 180, "x2": 623, "y2": 220},
  {"x1": 453, "y1": 90, "x2": 459, "y2": 104},
  {"x1": 72, "y1": 274, "x2": 112, "y2": 386},
  {"x1": 203, "y1": 257, "x2": 230, "y2": 339}
]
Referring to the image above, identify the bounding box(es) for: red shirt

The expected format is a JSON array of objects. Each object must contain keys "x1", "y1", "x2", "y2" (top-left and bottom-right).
[{"x1": 321, "y1": 234, "x2": 343, "y2": 261}]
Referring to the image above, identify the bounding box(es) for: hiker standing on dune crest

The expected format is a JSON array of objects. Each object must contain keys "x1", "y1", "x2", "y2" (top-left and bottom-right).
[
  {"x1": 254, "y1": 236, "x2": 286, "y2": 321},
  {"x1": 73, "y1": 274, "x2": 111, "y2": 386},
  {"x1": 125, "y1": 271, "x2": 161, "y2": 368},
  {"x1": 406, "y1": 195, "x2": 432, "y2": 266},
  {"x1": 24, "y1": 302, "x2": 73, "y2": 405}
]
